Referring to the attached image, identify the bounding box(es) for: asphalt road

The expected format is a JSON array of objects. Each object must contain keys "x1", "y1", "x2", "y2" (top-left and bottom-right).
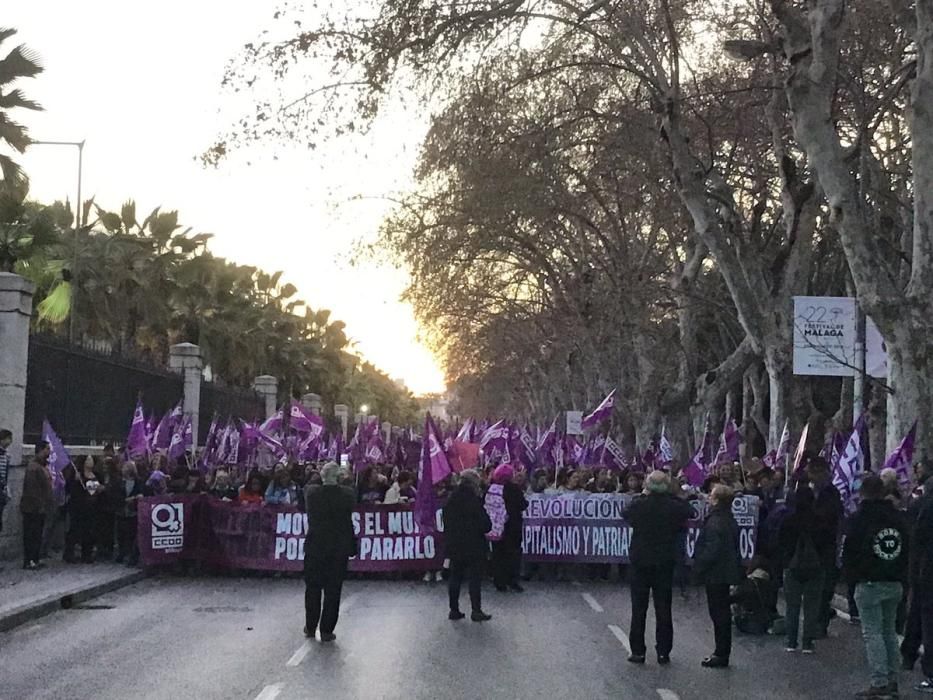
[{"x1": 0, "y1": 574, "x2": 921, "y2": 700}]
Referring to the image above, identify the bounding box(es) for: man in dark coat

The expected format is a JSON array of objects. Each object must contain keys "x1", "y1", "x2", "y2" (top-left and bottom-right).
[
  {"x1": 623, "y1": 470, "x2": 692, "y2": 664},
  {"x1": 693, "y1": 484, "x2": 743, "y2": 669},
  {"x1": 20, "y1": 441, "x2": 53, "y2": 570},
  {"x1": 443, "y1": 470, "x2": 493, "y2": 621},
  {"x1": 491, "y1": 465, "x2": 529, "y2": 592},
  {"x1": 304, "y1": 462, "x2": 356, "y2": 642},
  {"x1": 902, "y1": 458, "x2": 933, "y2": 672},
  {"x1": 807, "y1": 456, "x2": 844, "y2": 636},
  {"x1": 908, "y1": 460, "x2": 933, "y2": 695}
]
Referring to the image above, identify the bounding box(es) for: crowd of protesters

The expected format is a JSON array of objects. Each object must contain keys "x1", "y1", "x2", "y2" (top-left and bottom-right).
[{"x1": 4, "y1": 423, "x2": 933, "y2": 698}]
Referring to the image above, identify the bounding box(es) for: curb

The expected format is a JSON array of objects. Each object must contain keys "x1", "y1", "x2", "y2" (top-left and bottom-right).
[{"x1": 0, "y1": 570, "x2": 148, "y2": 633}]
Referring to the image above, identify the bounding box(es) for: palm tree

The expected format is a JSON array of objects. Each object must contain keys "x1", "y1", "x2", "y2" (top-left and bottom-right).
[{"x1": 0, "y1": 28, "x2": 43, "y2": 188}]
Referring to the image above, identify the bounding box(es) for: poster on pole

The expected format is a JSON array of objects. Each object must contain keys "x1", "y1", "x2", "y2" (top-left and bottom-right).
[
  {"x1": 792, "y1": 296, "x2": 857, "y2": 376},
  {"x1": 865, "y1": 316, "x2": 888, "y2": 378},
  {"x1": 565, "y1": 411, "x2": 583, "y2": 436}
]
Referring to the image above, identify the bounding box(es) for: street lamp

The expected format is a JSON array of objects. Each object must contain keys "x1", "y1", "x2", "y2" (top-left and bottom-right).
[
  {"x1": 28, "y1": 139, "x2": 85, "y2": 342},
  {"x1": 360, "y1": 404, "x2": 370, "y2": 415}
]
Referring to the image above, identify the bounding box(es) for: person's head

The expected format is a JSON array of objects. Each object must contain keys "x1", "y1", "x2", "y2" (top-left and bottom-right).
[
  {"x1": 626, "y1": 472, "x2": 642, "y2": 492},
  {"x1": 82, "y1": 455, "x2": 96, "y2": 472},
  {"x1": 756, "y1": 467, "x2": 775, "y2": 493},
  {"x1": 860, "y1": 473, "x2": 885, "y2": 502},
  {"x1": 513, "y1": 469, "x2": 528, "y2": 488},
  {"x1": 147, "y1": 470, "x2": 167, "y2": 493},
  {"x1": 248, "y1": 475, "x2": 264, "y2": 493},
  {"x1": 645, "y1": 470, "x2": 672, "y2": 495},
  {"x1": 122, "y1": 461, "x2": 139, "y2": 480},
  {"x1": 879, "y1": 467, "x2": 898, "y2": 488},
  {"x1": 710, "y1": 484, "x2": 735, "y2": 508},
  {"x1": 718, "y1": 463, "x2": 735, "y2": 482},
  {"x1": 103, "y1": 443, "x2": 115, "y2": 457},
  {"x1": 34, "y1": 440, "x2": 50, "y2": 461},
  {"x1": 274, "y1": 465, "x2": 291, "y2": 487},
  {"x1": 397, "y1": 470, "x2": 413, "y2": 488},
  {"x1": 0, "y1": 429, "x2": 12, "y2": 449},
  {"x1": 308, "y1": 470, "x2": 323, "y2": 486},
  {"x1": 459, "y1": 469, "x2": 482, "y2": 495},
  {"x1": 321, "y1": 461, "x2": 341, "y2": 486},
  {"x1": 806, "y1": 456, "x2": 831, "y2": 488},
  {"x1": 596, "y1": 468, "x2": 610, "y2": 486},
  {"x1": 701, "y1": 474, "x2": 721, "y2": 494},
  {"x1": 567, "y1": 471, "x2": 581, "y2": 490},
  {"x1": 491, "y1": 464, "x2": 515, "y2": 485},
  {"x1": 533, "y1": 472, "x2": 548, "y2": 492},
  {"x1": 915, "y1": 458, "x2": 933, "y2": 486},
  {"x1": 213, "y1": 470, "x2": 230, "y2": 489}
]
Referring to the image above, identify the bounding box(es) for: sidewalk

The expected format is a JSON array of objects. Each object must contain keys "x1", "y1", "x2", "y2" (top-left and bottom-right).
[{"x1": 0, "y1": 558, "x2": 146, "y2": 632}]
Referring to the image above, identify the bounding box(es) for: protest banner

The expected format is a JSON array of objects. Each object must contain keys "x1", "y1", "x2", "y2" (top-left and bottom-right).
[{"x1": 138, "y1": 493, "x2": 759, "y2": 571}]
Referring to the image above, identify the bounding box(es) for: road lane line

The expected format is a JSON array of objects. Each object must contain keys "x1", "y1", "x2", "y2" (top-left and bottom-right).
[
  {"x1": 254, "y1": 683, "x2": 284, "y2": 700},
  {"x1": 657, "y1": 690, "x2": 680, "y2": 700},
  {"x1": 286, "y1": 640, "x2": 313, "y2": 667},
  {"x1": 582, "y1": 593, "x2": 604, "y2": 613},
  {"x1": 607, "y1": 624, "x2": 632, "y2": 654}
]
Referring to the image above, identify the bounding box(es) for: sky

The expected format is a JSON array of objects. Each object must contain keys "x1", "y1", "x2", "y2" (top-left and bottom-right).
[{"x1": 6, "y1": 1, "x2": 447, "y2": 395}]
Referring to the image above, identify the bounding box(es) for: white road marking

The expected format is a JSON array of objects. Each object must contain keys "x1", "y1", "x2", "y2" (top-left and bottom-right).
[
  {"x1": 286, "y1": 640, "x2": 313, "y2": 667},
  {"x1": 657, "y1": 690, "x2": 680, "y2": 700},
  {"x1": 582, "y1": 592, "x2": 604, "y2": 613},
  {"x1": 608, "y1": 624, "x2": 632, "y2": 654},
  {"x1": 254, "y1": 683, "x2": 284, "y2": 700}
]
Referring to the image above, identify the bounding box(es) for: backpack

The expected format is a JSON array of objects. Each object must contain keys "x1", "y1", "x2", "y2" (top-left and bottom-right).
[{"x1": 788, "y1": 532, "x2": 822, "y2": 581}]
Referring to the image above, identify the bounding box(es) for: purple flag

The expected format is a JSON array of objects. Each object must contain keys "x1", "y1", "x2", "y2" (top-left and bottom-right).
[
  {"x1": 289, "y1": 400, "x2": 325, "y2": 440},
  {"x1": 536, "y1": 417, "x2": 558, "y2": 467},
  {"x1": 883, "y1": 422, "x2": 916, "y2": 495},
  {"x1": 658, "y1": 428, "x2": 674, "y2": 468},
  {"x1": 682, "y1": 416, "x2": 714, "y2": 487},
  {"x1": 791, "y1": 423, "x2": 810, "y2": 481},
  {"x1": 833, "y1": 415, "x2": 866, "y2": 514},
  {"x1": 40, "y1": 419, "x2": 69, "y2": 500},
  {"x1": 713, "y1": 419, "x2": 741, "y2": 467},
  {"x1": 152, "y1": 408, "x2": 175, "y2": 450},
  {"x1": 456, "y1": 418, "x2": 477, "y2": 443},
  {"x1": 414, "y1": 413, "x2": 452, "y2": 532},
  {"x1": 602, "y1": 436, "x2": 627, "y2": 471},
  {"x1": 260, "y1": 408, "x2": 284, "y2": 435},
  {"x1": 197, "y1": 416, "x2": 220, "y2": 473},
  {"x1": 480, "y1": 420, "x2": 510, "y2": 454},
  {"x1": 168, "y1": 415, "x2": 192, "y2": 462},
  {"x1": 581, "y1": 390, "x2": 616, "y2": 431},
  {"x1": 126, "y1": 399, "x2": 149, "y2": 460}
]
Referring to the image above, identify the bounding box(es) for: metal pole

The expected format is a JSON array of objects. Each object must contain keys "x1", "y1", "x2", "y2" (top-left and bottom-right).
[
  {"x1": 70, "y1": 141, "x2": 84, "y2": 343},
  {"x1": 853, "y1": 304, "x2": 866, "y2": 426}
]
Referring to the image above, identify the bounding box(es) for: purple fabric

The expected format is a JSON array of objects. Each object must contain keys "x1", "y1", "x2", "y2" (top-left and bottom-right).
[
  {"x1": 479, "y1": 420, "x2": 510, "y2": 457},
  {"x1": 40, "y1": 419, "x2": 69, "y2": 500},
  {"x1": 414, "y1": 413, "x2": 452, "y2": 533},
  {"x1": 152, "y1": 409, "x2": 176, "y2": 450},
  {"x1": 833, "y1": 415, "x2": 867, "y2": 514},
  {"x1": 883, "y1": 422, "x2": 916, "y2": 494},
  {"x1": 602, "y1": 436, "x2": 627, "y2": 472},
  {"x1": 126, "y1": 400, "x2": 149, "y2": 460},
  {"x1": 456, "y1": 418, "x2": 476, "y2": 443},
  {"x1": 168, "y1": 415, "x2": 191, "y2": 462},
  {"x1": 791, "y1": 423, "x2": 811, "y2": 481},
  {"x1": 581, "y1": 389, "x2": 616, "y2": 430},
  {"x1": 682, "y1": 417, "x2": 715, "y2": 487},
  {"x1": 260, "y1": 409, "x2": 284, "y2": 434},
  {"x1": 288, "y1": 400, "x2": 325, "y2": 439},
  {"x1": 713, "y1": 419, "x2": 741, "y2": 467}
]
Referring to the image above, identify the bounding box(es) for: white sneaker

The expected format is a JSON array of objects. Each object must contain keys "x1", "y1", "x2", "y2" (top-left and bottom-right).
[{"x1": 422, "y1": 572, "x2": 432, "y2": 583}]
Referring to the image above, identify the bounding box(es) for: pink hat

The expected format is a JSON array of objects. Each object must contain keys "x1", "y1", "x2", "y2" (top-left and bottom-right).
[{"x1": 491, "y1": 464, "x2": 515, "y2": 485}]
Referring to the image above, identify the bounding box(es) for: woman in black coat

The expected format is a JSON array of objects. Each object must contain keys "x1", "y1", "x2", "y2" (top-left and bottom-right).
[
  {"x1": 442, "y1": 470, "x2": 493, "y2": 621},
  {"x1": 491, "y1": 465, "x2": 529, "y2": 592},
  {"x1": 693, "y1": 484, "x2": 743, "y2": 668}
]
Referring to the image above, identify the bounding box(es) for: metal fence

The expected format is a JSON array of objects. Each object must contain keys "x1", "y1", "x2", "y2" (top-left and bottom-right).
[{"x1": 24, "y1": 334, "x2": 263, "y2": 445}]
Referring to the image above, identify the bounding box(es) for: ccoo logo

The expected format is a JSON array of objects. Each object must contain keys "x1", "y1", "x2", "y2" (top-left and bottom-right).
[{"x1": 151, "y1": 503, "x2": 185, "y2": 551}]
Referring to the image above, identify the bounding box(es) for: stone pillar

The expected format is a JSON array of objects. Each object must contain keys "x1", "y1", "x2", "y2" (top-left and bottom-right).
[
  {"x1": 169, "y1": 343, "x2": 202, "y2": 447},
  {"x1": 252, "y1": 375, "x2": 279, "y2": 420},
  {"x1": 334, "y1": 404, "x2": 349, "y2": 442},
  {"x1": 382, "y1": 421, "x2": 392, "y2": 445},
  {"x1": 301, "y1": 392, "x2": 322, "y2": 416},
  {"x1": 0, "y1": 273, "x2": 34, "y2": 467}
]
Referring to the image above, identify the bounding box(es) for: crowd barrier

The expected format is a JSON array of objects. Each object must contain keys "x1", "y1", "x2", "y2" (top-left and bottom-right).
[{"x1": 138, "y1": 493, "x2": 759, "y2": 572}]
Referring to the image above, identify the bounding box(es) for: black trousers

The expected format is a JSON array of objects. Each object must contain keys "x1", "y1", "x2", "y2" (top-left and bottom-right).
[
  {"x1": 921, "y1": 597, "x2": 933, "y2": 678},
  {"x1": 449, "y1": 557, "x2": 484, "y2": 613},
  {"x1": 491, "y1": 540, "x2": 521, "y2": 588},
  {"x1": 706, "y1": 584, "x2": 733, "y2": 660},
  {"x1": 629, "y1": 562, "x2": 675, "y2": 657},
  {"x1": 65, "y1": 509, "x2": 96, "y2": 562},
  {"x1": 304, "y1": 555, "x2": 347, "y2": 636},
  {"x1": 22, "y1": 512, "x2": 45, "y2": 566},
  {"x1": 117, "y1": 516, "x2": 138, "y2": 564},
  {"x1": 819, "y1": 564, "x2": 840, "y2": 631}
]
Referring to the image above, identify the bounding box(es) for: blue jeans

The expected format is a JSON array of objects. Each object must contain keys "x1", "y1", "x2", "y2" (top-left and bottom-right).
[
  {"x1": 784, "y1": 569, "x2": 823, "y2": 647},
  {"x1": 854, "y1": 581, "x2": 903, "y2": 688}
]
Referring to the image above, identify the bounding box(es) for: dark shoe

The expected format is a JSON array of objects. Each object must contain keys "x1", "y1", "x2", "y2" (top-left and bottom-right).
[
  {"x1": 627, "y1": 654, "x2": 646, "y2": 664},
  {"x1": 701, "y1": 656, "x2": 729, "y2": 668},
  {"x1": 494, "y1": 585, "x2": 509, "y2": 592},
  {"x1": 114, "y1": 555, "x2": 124, "y2": 564},
  {"x1": 303, "y1": 626, "x2": 315, "y2": 638},
  {"x1": 916, "y1": 678, "x2": 933, "y2": 694},
  {"x1": 657, "y1": 655, "x2": 671, "y2": 665},
  {"x1": 509, "y1": 583, "x2": 525, "y2": 593},
  {"x1": 471, "y1": 611, "x2": 492, "y2": 622},
  {"x1": 63, "y1": 554, "x2": 78, "y2": 564},
  {"x1": 448, "y1": 610, "x2": 466, "y2": 621},
  {"x1": 854, "y1": 686, "x2": 895, "y2": 698},
  {"x1": 23, "y1": 561, "x2": 39, "y2": 570},
  {"x1": 801, "y1": 641, "x2": 815, "y2": 654},
  {"x1": 319, "y1": 632, "x2": 336, "y2": 643}
]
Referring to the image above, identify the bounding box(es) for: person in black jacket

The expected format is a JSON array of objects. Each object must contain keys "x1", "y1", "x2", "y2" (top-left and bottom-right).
[
  {"x1": 907, "y1": 461, "x2": 933, "y2": 694},
  {"x1": 807, "y1": 457, "x2": 844, "y2": 637},
  {"x1": 902, "y1": 458, "x2": 933, "y2": 673},
  {"x1": 693, "y1": 484, "x2": 742, "y2": 669},
  {"x1": 490, "y1": 465, "x2": 529, "y2": 592},
  {"x1": 778, "y1": 485, "x2": 824, "y2": 653},
  {"x1": 443, "y1": 470, "x2": 493, "y2": 622},
  {"x1": 304, "y1": 462, "x2": 357, "y2": 642},
  {"x1": 115, "y1": 462, "x2": 145, "y2": 565},
  {"x1": 623, "y1": 470, "x2": 692, "y2": 665},
  {"x1": 842, "y1": 475, "x2": 909, "y2": 699}
]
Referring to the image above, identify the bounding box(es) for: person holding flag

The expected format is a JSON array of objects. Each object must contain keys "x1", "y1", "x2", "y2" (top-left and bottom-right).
[{"x1": 20, "y1": 440, "x2": 54, "y2": 570}]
